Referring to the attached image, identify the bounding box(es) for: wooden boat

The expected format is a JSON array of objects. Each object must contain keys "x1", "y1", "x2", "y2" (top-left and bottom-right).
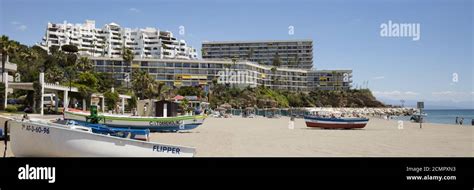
[
  {"x1": 64, "y1": 109, "x2": 206, "y2": 132},
  {"x1": 6, "y1": 119, "x2": 196, "y2": 157},
  {"x1": 304, "y1": 115, "x2": 369, "y2": 129}
]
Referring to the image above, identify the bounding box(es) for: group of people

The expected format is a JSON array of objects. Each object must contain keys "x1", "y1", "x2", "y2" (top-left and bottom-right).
[{"x1": 455, "y1": 117, "x2": 464, "y2": 125}]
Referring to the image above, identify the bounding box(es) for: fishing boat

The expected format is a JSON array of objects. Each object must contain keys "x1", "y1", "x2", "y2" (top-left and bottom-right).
[
  {"x1": 304, "y1": 110, "x2": 369, "y2": 129},
  {"x1": 64, "y1": 108, "x2": 206, "y2": 132},
  {"x1": 4, "y1": 118, "x2": 195, "y2": 157}
]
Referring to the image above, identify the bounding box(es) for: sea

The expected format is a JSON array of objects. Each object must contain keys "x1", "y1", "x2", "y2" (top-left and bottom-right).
[{"x1": 394, "y1": 109, "x2": 474, "y2": 126}]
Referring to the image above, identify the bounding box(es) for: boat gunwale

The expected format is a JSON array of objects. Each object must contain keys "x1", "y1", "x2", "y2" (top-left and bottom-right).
[
  {"x1": 65, "y1": 110, "x2": 207, "y2": 122},
  {"x1": 304, "y1": 115, "x2": 369, "y2": 122},
  {"x1": 10, "y1": 119, "x2": 197, "y2": 151}
]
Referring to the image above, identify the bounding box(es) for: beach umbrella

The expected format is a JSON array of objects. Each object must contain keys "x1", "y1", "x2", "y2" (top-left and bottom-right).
[
  {"x1": 220, "y1": 103, "x2": 232, "y2": 110},
  {"x1": 173, "y1": 95, "x2": 184, "y2": 101}
]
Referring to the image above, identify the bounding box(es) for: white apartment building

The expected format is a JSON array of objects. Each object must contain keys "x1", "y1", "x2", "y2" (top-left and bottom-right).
[
  {"x1": 39, "y1": 20, "x2": 197, "y2": 59},
  {"x1": 91, "y1": 57, "x2": 352, "y2": 91},
  {"x1": 202, "y1": 40, "x2": 314, "y2": 69}
]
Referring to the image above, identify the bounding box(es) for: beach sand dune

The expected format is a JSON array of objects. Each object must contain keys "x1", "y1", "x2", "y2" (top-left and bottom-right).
[{"x1": 0, "y1": 116, "x2": 472, "y2": 157}]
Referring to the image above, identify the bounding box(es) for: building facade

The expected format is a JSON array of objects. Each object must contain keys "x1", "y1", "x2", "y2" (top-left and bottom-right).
[
  {"x1": 202, "y1": 40, "x2": 313, "y2": 69},
  {"x1": 307, "y1": 70, "x2": 353, "y2": 91},
  {"x1": 90, "y1": 57, "x2": 351, "y2": 91},
  {"x1": 39, "y1": 20, "x2": 198, "y2": 59},
  {"x1": 0, "y1": 54, "x2": 17, "y2": 82},
  {"x1": 0, "y1": 54, "x2": 18, "y2": 93}
]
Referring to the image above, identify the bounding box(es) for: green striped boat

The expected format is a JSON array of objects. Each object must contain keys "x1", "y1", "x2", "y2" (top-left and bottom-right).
[{"x1": 64, "y1": 109, "x2": 206, "y2": 132}]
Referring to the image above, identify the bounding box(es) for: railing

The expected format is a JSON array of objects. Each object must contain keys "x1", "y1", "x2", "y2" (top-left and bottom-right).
[{"x1": 43, "y1": 83, "x2": 79, "y2": 92}]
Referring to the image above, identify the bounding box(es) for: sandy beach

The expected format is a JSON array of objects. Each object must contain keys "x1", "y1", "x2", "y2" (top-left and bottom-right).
[{"x1": 1, "y1": 114, "x2": 472, "y2": 157}]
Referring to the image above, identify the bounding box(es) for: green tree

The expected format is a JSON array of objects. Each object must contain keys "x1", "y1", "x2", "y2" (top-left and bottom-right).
[
  {"x1": 45, "y1": 66, "x2": 65, "y2": 83},
  {"x1": 272, "y1": 53, "x2": 281, "y2": 67},
  {"x1": 77, "y1": 56, "x2": 93, "y2": 72},
  {"x1": 95, "y1": 72, "x2": 114, "y2": 93},
  {"x1": 127, "y1": 93, "x2": 138, "y2": 111},
  {"x1": 131, "y1": 69, "x2": 156, "y2": 99},
  {"x1": 71, "y1": 72, "x2": 99, "y2": 110},
  {"x1": 122, "y1": 47, "x2": 134, "y2": 88},
  {"x1": 104, "y1": 90, "x2": 119, "y2": 112}
]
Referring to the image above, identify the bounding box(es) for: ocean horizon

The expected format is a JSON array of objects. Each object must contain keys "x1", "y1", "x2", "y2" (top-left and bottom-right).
[{"x1": 395, "y1": 109, "x2": 474, "y2": 126}]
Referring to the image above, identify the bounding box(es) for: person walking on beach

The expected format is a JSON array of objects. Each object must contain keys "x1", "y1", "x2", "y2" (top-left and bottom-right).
[
  {"x1": 288, "y1": 115, "x2": 295, "y2": 130},
  {"x1": 143, "y1": 103, "x2": 148, "y2": 116},
  {"x1": 459, "y1": 117, "x2": 464, "y2": 125},
  {"x1": 455, "y1": 116, "x2": 459, "y2": 124}
]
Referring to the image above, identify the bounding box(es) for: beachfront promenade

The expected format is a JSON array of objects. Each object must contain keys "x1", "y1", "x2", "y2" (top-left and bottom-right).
[{"x1": 1, "y1": 115, "x2": 472, "y2": 157}]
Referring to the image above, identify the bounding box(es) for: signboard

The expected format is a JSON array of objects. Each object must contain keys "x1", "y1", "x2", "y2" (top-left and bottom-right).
[
  {"x1": 179, "y1": 75, "x2": 207, "y2": 80},
  {"x1": 131, "y1": 62, "x2": 140, "y2": 68},
  {"x1": 417, "y1": 102, "x2": 424, "y2": 109}
]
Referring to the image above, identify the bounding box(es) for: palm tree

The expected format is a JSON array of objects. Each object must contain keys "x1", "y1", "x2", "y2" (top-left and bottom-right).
[
  {"x1": 231, "y1": 56, "x2": 238, "y2": 70},
  {"x1": 77, "y1": 56, "x2": 93, "y2": 72},
  {"x1": 61, "y1": 44, "x2": 79, "y2": 92},
  {"x1": 122, "y1": 47, "x2": 134, "y2": 88},
  {"x1": 272, "y1": 53, "x2": 281, "y2": 67},
  {"x1": 20, "y1": 49, "x2": 39, "y2": 68},
  {"x1": 247, "y1": 48, "x2": 254, "y2": 60},
  {"x1": 131, "y1": 70, "x2": 156, "y2": 99},
  {"x1": 0, "y1": 35, "x2": 19, "y2": 81},
  {"x1": 157, "y1": 81, "x2": 171, "y2": 100},
  {"x1": 293, "y1": 54, "x2": 299, "y2": 68},
  {"x1": 271, "y1": 67, "x2": 277, "y2": 88},
  {"x1": 231, "y1": 56, "x2": 238, "y2": 87}
]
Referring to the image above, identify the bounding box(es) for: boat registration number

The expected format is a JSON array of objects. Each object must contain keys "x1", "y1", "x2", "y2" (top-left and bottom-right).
[
  {"x1": 21, "y1": 124, "x2": 50, "y2": 135},
  {"x1": 148, "y1": 121, "x2": 181, "y2": 126}
]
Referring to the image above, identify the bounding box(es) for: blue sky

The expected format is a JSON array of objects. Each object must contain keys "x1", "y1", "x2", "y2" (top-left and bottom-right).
[{"x1": 1, "y1": 0, "x2": 473, "y2": 108}]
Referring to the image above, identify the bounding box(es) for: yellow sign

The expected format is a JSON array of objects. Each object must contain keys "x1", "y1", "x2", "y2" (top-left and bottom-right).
[
  {"x1": 174, "y1": 81, "x2": 182, "y2": 86},
  {"x1": 179, "y1": 75, "x2": 207, "y2": 80},
  {"x1": 131, "y1": 61, "x2": 140, "y2": 68}
]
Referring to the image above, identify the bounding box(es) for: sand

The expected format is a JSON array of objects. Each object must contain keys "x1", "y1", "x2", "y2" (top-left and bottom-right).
[{"x1": 0, "y1": 115, "x2": 472, "y2": 157}]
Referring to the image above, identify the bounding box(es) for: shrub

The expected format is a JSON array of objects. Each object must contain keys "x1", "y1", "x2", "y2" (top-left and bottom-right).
[{"x1": 5, "y1": 105, "x2": 17, "y2": 112}]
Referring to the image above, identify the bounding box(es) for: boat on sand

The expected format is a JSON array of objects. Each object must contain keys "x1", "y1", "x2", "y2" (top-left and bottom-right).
[
  {"x1": 304, "y1": 110, "x2": 369, "y2": 129},
  {"x1": 4, "y1": 118, "x2": 195, "y2": 157}
]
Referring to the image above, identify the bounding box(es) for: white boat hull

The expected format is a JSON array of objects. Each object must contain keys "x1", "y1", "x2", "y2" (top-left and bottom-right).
[{"x1": 8, "y1": 119, "x2": 195, "y2": 157}]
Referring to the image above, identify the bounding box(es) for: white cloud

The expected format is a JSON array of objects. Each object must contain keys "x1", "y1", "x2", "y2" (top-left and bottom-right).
[
  {"x1": 372, "y1": 76, "x2": 385, "y2": 80},
  {"x1": 17, "y1": 25, "x2": 27, "y2": 31},
  {"x1": 11, "y1": 21, "x2": 27, "y2": 31},
  {"x1": 129, "y1": 8, "x2": 140, "y2": 13},
  {"x1": 372, "y1": 90, "x2": 420, "y2": 100},
  {"x1": 432, "y1": 91, "x2": 455, "y2": 96},
  {"x1": 431, "y1": 91, "x2": 474, "y2": 102},
  {"x1": 404, "y1": 91, "x2": 419, "y2": 96}
]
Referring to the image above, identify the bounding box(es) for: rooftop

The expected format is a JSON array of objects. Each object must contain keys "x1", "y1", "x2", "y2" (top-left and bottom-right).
[{"x1": 202, "y1": 39, "x2": 313, "y2": 44}]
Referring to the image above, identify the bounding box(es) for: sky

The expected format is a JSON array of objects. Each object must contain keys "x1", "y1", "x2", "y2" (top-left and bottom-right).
[{"x1": 1, "y1": 0, "x2": 473, "y2": 108}]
